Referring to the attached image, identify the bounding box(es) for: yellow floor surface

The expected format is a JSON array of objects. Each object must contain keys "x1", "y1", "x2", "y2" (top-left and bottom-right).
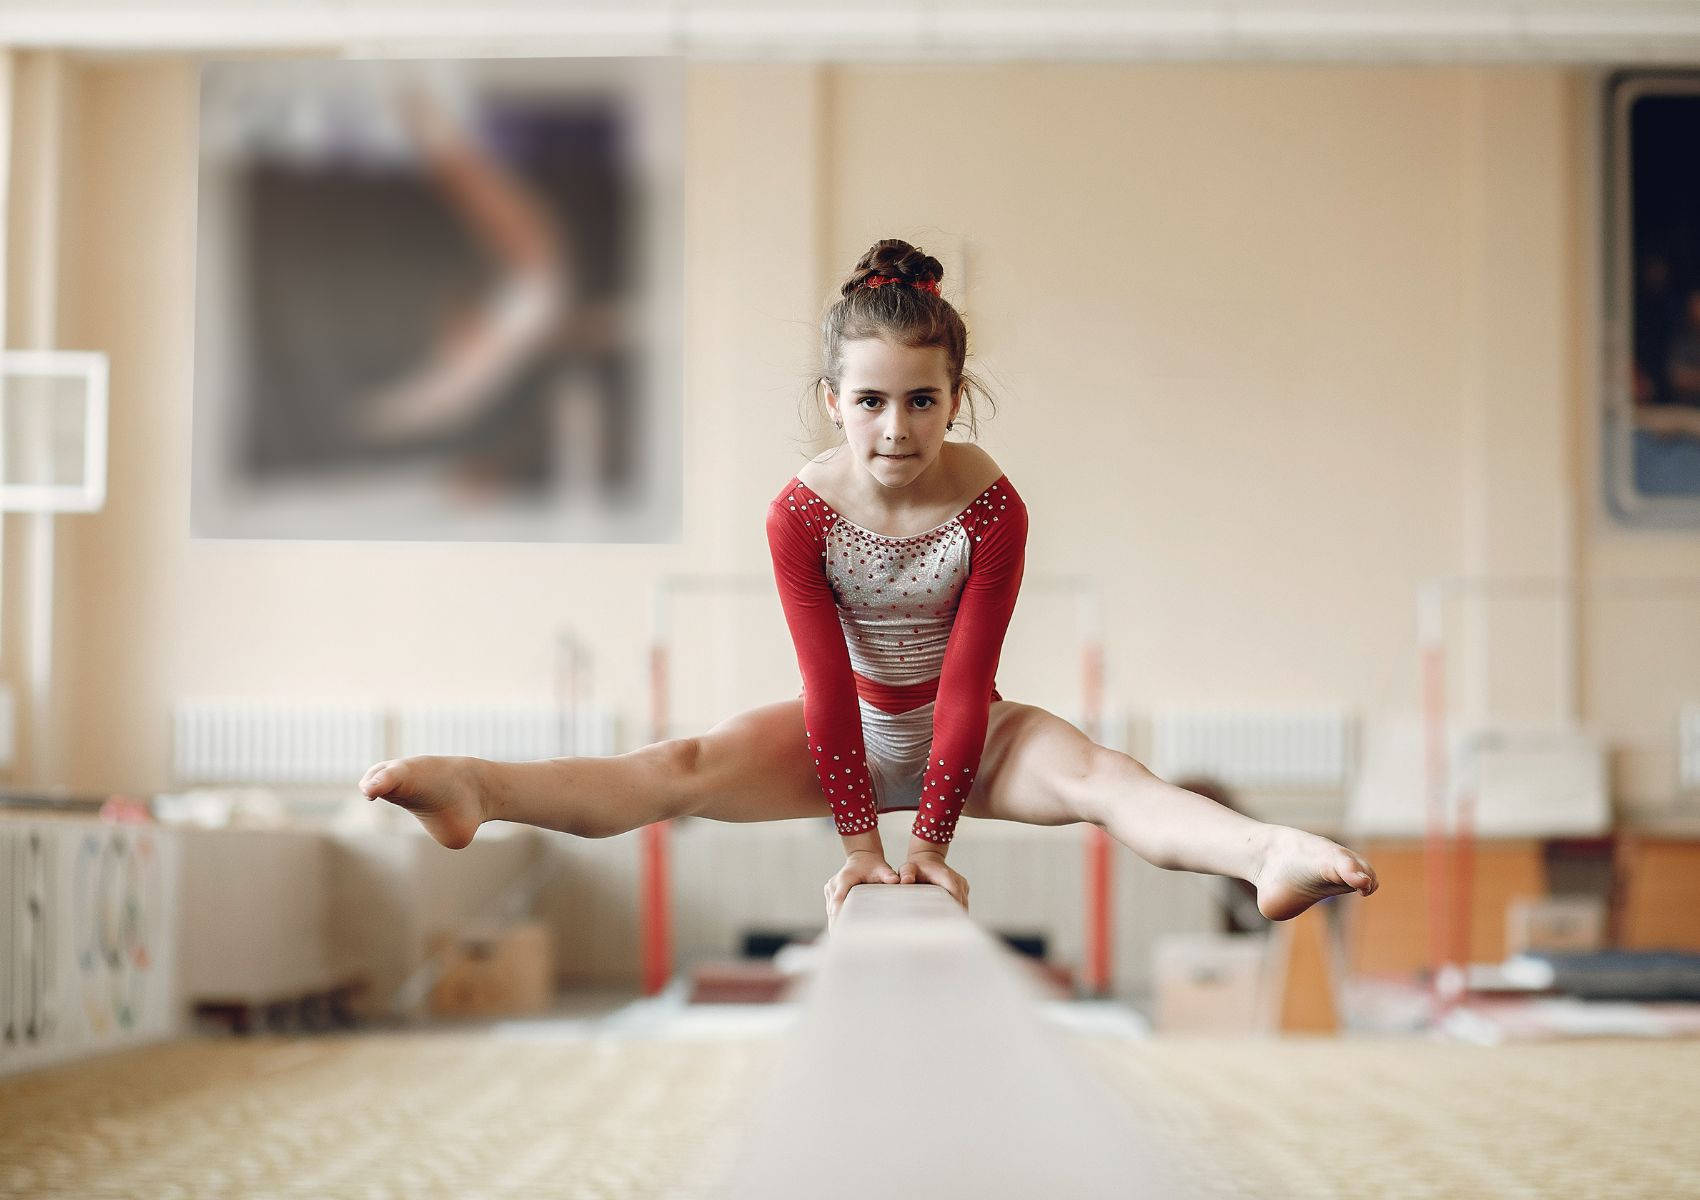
[{"x1": 3, "y1": 1029, "x2": 1697, "y2": 1199}]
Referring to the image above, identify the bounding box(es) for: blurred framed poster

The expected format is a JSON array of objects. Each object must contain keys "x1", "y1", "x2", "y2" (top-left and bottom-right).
[
  {"x1": 1604, "y1": 70, "x2": 1700, "y2": 527},
  {"x1": 192, "y1": 56, "x2": 682, "y2": 541}
]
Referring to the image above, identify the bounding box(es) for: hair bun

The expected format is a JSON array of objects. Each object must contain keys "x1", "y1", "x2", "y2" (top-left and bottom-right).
[{"x1": 840, "y1": 238, "x2": 945, "y2": 298}]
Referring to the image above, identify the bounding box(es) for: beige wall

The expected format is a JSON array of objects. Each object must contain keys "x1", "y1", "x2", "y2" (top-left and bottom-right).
[{"x1": 5, "y1": 57, "x2": 1696, "y2": 819}]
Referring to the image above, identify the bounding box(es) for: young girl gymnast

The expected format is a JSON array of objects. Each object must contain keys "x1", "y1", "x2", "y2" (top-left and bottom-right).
[{"x1": 360, "y1": 237, "x2": 1379, "y2": 927}]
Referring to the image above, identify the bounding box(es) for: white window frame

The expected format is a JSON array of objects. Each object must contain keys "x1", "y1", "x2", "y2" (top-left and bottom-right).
[{"x1": 0, "y1": 350, "x2": 109, "y2": 514}]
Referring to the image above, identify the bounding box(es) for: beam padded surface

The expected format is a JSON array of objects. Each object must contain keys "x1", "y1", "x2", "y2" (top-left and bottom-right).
[{"x1": 718, "y1": 883, "x2": 1195, "y2": 1197}]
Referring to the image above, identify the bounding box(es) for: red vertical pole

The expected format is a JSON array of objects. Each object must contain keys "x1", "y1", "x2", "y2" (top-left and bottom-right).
[
  {"x1": 1451, "y1": 790, "x2": 1476, "y2": 984},
  {"x1": 1085, "y1": 830, "x2": 1111, "y2": 997},
  {"x1": 643, "y1": 643, "x2": 672, "y2": 997},
  {"x1": 1082, "y1": 639, "x2": 1111, "y2": 998},
  {"x1": 1420, "y1": 638, "x2": 1453, "y2": 1010}
]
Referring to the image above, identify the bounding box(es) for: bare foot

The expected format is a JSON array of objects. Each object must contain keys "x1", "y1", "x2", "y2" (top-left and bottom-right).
[
  {"x1": 359, "y1": 756, "x2": 490, "y2": 850},
  {"x1": 1251, "y1": 827, "x2": 1377, "y2": 921}
]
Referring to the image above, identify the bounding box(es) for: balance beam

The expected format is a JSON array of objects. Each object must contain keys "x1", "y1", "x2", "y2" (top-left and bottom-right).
[{"x1": 717, "y1": 883, "x2": 1196, "y2": 1197}]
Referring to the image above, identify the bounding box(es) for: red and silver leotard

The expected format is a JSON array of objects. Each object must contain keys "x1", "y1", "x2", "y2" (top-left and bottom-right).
[{"x1": 765, "y1": 473, "x2": 1027, "y2": 845}]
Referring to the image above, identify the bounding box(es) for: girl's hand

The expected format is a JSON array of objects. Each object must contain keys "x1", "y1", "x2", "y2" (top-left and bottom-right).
[
  {"x1": 825, "y1": 851, "x2": 900, "y2": 927},
  {"x1": 900, "y1": 850, "x2": 970, "y2": 911}
]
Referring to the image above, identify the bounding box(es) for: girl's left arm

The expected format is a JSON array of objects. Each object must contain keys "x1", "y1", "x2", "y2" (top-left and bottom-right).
[{"x1": 909, "y1": 480, "x2": 1028, "y2": 851}]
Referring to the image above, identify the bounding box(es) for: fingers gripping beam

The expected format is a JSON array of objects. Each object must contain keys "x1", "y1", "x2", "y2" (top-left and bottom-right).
[{"x1": 717, "y1": 884, "x2": 1201, "y2": 1198}]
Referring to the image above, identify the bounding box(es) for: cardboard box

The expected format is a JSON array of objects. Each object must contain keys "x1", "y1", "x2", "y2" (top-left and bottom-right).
[
  {"x1": 1506, "y1": 896, "x2": 1605, "y2": 956},
  {"x1": 428, "y1": 921, "x2": 553, "y2": 1018},
  {"x1": 1152, "y1": 933, "x2": 1272, "y2": 1034}
]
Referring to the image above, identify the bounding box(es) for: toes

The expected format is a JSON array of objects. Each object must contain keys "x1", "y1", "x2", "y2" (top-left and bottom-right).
[{"x1": 1339, "y1": 852, "x2": 1376, "y2": 894}]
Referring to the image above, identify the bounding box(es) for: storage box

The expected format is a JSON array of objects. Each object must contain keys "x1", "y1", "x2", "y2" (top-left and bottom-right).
[
  {"x1": 1506, "y1": 896, "x2": 1605, "y2": 956},
  {"x1": 1152, "y1": 933, "x2": 1272, "y2": 1034},
  {"x1": 427, "y1": 921, "x2": 553, "y2": 1018}
]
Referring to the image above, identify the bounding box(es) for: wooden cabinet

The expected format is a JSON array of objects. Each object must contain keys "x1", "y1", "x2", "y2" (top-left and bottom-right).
[
  {"x1": 1616, "y1": 836, "x2": 1700, "y2": 951},
  {"x1": 1346, "y1": 838, "x2": 1546, "y2": 974}
]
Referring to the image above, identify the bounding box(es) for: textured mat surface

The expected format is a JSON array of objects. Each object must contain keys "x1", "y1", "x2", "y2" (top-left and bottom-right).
[
  {"x1": 3, "y1": 1031, "x2": 1697, "y2": 1199},
  {"x1": 1075, "y1": 1036, "x2": 1700, "y2": 1200},
  {"x1": 0, "y1": 1033, "x2": 781, "y2": 1200}
]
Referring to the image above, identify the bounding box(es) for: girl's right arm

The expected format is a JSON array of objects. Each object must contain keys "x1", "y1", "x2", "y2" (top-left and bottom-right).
[{"x1": 765, "y1": 493, "x2": 883, "y2": 842}]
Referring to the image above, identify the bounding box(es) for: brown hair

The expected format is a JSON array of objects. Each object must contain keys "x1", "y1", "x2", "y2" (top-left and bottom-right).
[{"x1": 808, "y1": 238, "x2": 995, "y2": 441}]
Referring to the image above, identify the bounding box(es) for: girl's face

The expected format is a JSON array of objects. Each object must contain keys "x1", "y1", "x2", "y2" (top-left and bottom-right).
[{"x1": 828, "y1": 337, "x2": 962, "y2": 489}]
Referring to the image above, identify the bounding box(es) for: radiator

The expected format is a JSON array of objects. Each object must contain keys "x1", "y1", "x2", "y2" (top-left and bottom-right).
[
  {"x1": 173, "y1": 701, "x2": 385, "y2": 785},
  {"x1": 172, "y1": 701, "x2": 617, "y2": 786},
  {"x1": 395, "y1": 704, "x2": 615, "y2": 760},
  {"x1": 1151, "y1": 708, "x2": 1353, "y2": 790}
]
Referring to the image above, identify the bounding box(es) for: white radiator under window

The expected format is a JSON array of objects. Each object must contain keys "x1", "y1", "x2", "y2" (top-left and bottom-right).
[
  {"x1": 172, "y1": 701, "x2": 617, "y2": 786},
  {"x1": 395, "y1": 704, "x2": 614, "y2": 760},
  {"x1": 1151, "y1": 708, "x2": 1353, "y2": 790},
  {"x1": 173, "y1": 702, "x2": 385, "y2": 786}
]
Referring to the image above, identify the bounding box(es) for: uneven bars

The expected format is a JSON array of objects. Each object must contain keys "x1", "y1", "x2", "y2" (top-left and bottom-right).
[{"x1": 716, "y1": 883, "x2": 1196, "y2": 1198}]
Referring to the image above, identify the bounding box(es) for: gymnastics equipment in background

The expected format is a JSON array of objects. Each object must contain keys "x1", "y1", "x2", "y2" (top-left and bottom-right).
[
  {"x1": 1412, "y1": 574, "x2": 1700, "y2": 1011},
  {"x1": 647, "y1": 572, "x2": 1117, "y2": 997},
  {"x1": 0, "y1": 818, "x2": 179, "y2": 1078},
  {"x1": 716, "y1": 882, "x2": 1196, "y2": 1198}
]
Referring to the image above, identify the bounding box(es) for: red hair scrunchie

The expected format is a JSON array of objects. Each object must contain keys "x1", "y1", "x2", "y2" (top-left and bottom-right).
[{"x1": 864, "y1": 275, "x2": 941, "y2": 295}]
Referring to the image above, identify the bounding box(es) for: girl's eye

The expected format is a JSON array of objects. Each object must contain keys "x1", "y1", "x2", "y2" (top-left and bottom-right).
[{"x1": 853, "y1": 394, "x2": 935, "y2": 410}]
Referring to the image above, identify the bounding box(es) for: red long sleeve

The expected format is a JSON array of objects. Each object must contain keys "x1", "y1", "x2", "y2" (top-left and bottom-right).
[
  {"x1": 911, "y1": 486, "x2": 1027, "y2": 843},
  {"x1": 767, "y1": 475, "x2": 1028, "y2": 846},
  {"x1": 765, "y1": 496, "x2": 880, "y2": 835}
]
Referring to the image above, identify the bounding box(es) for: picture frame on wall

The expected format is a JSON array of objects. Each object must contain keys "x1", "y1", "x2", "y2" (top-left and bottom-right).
[
  {"x1": 191, "y1": 56, "x2": 683, "y2": 543},
  {"x1": 1604, "y1": 70, "x2": 1700, "y2": 528}
]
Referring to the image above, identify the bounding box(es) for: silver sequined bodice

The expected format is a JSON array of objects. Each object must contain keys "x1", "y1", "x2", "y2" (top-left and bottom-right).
[
  {"x1": 822, "y1": 517, "x2": 973, "y2": 686},
  {"x1": 821, "y1": 514, "x2": 972, "y2": 810}
]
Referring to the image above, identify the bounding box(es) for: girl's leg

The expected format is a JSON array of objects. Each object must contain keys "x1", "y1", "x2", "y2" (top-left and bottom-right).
[
  {"x1": 361, "y1": 699, "x2": 827, "y2": 849},
  {"x1": 961, "y1": 702, "x2": 1377, "y2": 921}
]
